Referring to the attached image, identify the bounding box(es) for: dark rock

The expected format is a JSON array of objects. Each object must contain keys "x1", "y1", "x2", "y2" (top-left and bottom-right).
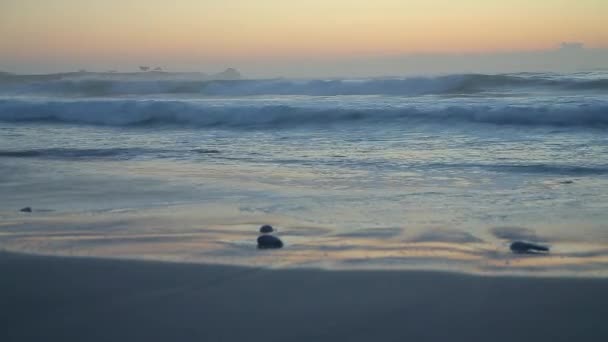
[
  {"x1": 510, "y1": 241, "x2": 549, "y2": 254},
  {"x1": 257, "y1": 235, "x2": 283, "y2": 249},
  {"x1": 259, "y1": 225, "x2": 274, "y2": 234},
  {"x1": 19, "y1": 207, "x2": 32, "y2": 213}
]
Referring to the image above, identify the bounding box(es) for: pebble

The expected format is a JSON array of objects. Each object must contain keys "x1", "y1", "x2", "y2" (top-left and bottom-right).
[
  {"x1": 259, "y1": 225, "x2": 274, "y2": 233},
  {"x1": 510, "y1": 241, "x2": 549, "y2": 254},
  {"x1": 257, "y1": 235, "x2": 283, "y2": 249}
]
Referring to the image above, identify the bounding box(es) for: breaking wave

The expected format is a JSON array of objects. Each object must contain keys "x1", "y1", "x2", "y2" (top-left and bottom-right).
[
  {"x1": 1, "y1": 72, "x2": 608, "y2": 97},
  {"x1": 0, "y1": 98, "x2": 607, "y2": 128}
]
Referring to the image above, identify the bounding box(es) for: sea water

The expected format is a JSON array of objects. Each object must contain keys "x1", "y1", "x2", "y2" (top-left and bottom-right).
[{"x1": 1, "y1": 71, "x2": 607, "y2": 276}]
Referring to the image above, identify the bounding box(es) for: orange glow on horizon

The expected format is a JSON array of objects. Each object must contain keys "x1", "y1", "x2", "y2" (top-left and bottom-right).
[{"x1": 1, "y1": 0, "x2": 607, "y2": 67}]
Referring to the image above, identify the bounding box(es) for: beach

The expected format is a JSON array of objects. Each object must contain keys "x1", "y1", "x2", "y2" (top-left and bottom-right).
[
  {"x1": 1, "y1": 70, "x2": 608, "y2": 341},
  {"x1": 1, "y1": 251, "x2": 607, "y2": 342},
  {"x1": 2, "y1": 72, "x2": 608, "y2": 277}
]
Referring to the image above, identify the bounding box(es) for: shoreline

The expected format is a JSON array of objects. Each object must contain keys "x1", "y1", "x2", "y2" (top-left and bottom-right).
[
  {"x1": 2, "y1": 238, "x2": 608, "y2": 279},
  {"x1": 2, "y1": 251, "x2": 608, "y2": 341}
]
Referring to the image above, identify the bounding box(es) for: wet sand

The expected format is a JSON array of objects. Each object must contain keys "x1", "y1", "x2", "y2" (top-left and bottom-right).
[{"x1": 1, "y1": 251, "x2": 607, "y2": 342}]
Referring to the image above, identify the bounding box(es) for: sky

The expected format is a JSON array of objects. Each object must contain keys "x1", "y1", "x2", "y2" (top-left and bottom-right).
[{"x1": 1, "y1": 0, "x2": 607, "y2": 76}]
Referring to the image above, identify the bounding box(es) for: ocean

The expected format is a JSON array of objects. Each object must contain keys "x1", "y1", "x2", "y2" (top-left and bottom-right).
[{"x1": 1, "y1": 71, "x2": 607, "y2": 276}]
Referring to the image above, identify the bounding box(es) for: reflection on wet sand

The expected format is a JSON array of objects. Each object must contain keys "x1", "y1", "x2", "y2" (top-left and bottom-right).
[{"x1": 1, "y1": 207, "x2": 607, "y2": 277}]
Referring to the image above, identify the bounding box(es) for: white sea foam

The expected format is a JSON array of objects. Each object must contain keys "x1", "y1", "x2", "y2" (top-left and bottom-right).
[{"x1": 1, "y1": 97, "x2": 606, "y2": 128}]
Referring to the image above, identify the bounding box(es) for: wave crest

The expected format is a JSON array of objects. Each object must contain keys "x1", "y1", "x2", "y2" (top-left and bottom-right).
[
  {"x1": 1, "y1": 73, "x2": 607, "y2": 96},
  {"x1": 1, "y1": 98, "x2": 607, "y2": 128}
]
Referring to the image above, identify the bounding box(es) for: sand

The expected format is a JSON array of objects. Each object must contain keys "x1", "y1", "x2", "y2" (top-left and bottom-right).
[{"x1": 1, "y1": 251, "x2": 607, "y2": 342}]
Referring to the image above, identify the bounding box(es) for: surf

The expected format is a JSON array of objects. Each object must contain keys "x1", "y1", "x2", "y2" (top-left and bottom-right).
[
  {"x1": 1, "y1": 97, "x2": 607, "y2": 128},
  {"x1": 1, "y1": 72, "x2": 608, "y2": 97}
]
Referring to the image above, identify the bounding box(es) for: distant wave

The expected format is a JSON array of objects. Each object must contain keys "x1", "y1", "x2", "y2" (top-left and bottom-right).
[
  {"x1": 4, "y1": 148, "x2": 605, "y2": 177},
  {"x1": 429, "y1": 163, "x2": 608, "y2": 176},
  {"x1": 1, "y1": 98, "x2": 607, "y2": 128},
  {"x1": 0, "y1": 147, "x2": 170, "y2": 160},
  {"x1": 1, "y1": 72, "x2": 607, "y2": 96},
  {"x1": 0, "y1": 147, "x2": 227, "y2": 160}
]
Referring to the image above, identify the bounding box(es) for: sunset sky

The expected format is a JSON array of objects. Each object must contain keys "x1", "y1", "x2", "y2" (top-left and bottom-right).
[{"x1": 1, "y1": 0, "x2": 607, "y2": 75}]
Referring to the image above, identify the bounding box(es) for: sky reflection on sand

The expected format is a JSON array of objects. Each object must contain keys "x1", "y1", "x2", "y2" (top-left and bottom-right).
[{"x1": 1, "y1": 206, "x2": 607, "y2": 277}]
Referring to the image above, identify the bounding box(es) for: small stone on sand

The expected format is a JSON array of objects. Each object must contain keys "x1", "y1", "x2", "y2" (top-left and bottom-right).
[
  {"x1": 20, "y1": 207, "x2": 32, "y2": 213},
  {"x1": 259, "y1": 225, "x2": 274, "y2": 233},
  {"x1": 257, "y1": 235, "x2": 283, "y2": 249},
  {"x1": 510, "y1": 241, "x2": 549, "y2": 254}
]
